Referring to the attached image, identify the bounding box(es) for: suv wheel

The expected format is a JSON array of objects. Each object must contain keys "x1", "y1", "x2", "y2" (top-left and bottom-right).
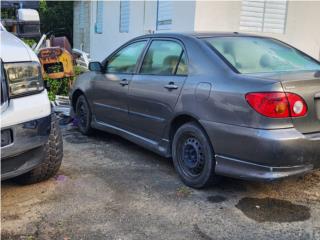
[
  {"x1": 75, "y1": 95, "x2": 92, "y2": 135},
  {"x1": 15, "y1": 113, "x2": 63, "y2": 184},
  {"x1": 172, "y1": 122, "x2": 218, "y2": 188}
]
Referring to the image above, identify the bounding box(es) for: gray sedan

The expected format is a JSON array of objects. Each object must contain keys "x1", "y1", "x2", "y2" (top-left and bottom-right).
[{"x1": 70, "y1": 32, "x2": 320, "y2": 188}]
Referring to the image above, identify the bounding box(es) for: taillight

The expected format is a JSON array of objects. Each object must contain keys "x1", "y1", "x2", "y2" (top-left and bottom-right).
[
  {"x1": 286, "y1": 93, "x2": 308, "y2": 117},
  {"x1": 245, "y1": 92, "x2": 307, "y2": 118}
]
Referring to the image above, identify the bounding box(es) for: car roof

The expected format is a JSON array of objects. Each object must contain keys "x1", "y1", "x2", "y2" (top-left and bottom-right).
[{"x1": 134, "y1": 31, "x2": 261, "y2": 40}]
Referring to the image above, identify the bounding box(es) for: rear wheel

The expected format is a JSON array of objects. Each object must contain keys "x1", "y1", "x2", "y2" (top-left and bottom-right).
[
  {"x1": 172, "y1": 122, "x2": 218, "y2": 188},
  {"x1": 15, "y1": 113, "x2": 63, "y2": 184},
  {"x1": 75, "y1": 95, "x2": 92, "y2": 135}
]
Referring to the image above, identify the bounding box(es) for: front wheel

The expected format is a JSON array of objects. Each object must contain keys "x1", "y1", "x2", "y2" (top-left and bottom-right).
[
  {"x1": 75, "y1": 95, "x2": 93, "y2": 135},
  {"x1": 172, "y1": 122, "x2": 218, "y2": 188},
  {"x1": 15, "y1": 113, "x2": 63, "y2": 184}
]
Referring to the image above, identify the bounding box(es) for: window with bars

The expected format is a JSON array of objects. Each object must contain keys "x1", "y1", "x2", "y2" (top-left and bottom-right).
[
  {"x1": 156, "y1": 0, "x2": 173, "y2": 30},
  {"x1": 79, "y1": 1, "x2": 85, "y2": 29},
  {"x1": 240, "y1": 0, "x2": 288, "y2": 34},
  {"x1": 120, "y1": 0, "x2": 130, "y2": 33},
  {"x1": 95, "y1": 1, "x2": 103, "y2": 34}
]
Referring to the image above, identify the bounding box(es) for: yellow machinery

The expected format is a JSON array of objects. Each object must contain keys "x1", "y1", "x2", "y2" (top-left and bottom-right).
[
  {"x1": 38, "y1": 36, "x2": 75, "y2": 79},
  {"x1": 38, "y1": 47, "x2": 74, "y2": 79}
]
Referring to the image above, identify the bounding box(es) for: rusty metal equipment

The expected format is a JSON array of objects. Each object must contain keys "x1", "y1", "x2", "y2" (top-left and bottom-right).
[{"x1": 38, "y1": 36, "x2": 75, "y2": 79}]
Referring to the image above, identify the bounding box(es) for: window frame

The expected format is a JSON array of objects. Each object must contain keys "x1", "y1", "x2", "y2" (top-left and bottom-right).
[
  {"x1": 239, "y1": 0, "x2": 288, "y2": 34},
  {"x1": 95, "y1": 1, "x2": 104, "y2": 34},
  {"x1": 202, "y1": 36, "x2": 320, "y2": 75},
  {"x1": 156, "y1": 0, "x2": 173, "y2": 31},
  {"x1": 79, "y1": 1, "x2": 85, "y2": 29},
  {"x1": 119, "y1": 0, "x2": 130, "y2": 33},
  {"x1": 136, "y1": 38, "x2": 189, "y2": 77},
  {"x1": 103, "y1": 39, "x2": 149, "y2": 75}
]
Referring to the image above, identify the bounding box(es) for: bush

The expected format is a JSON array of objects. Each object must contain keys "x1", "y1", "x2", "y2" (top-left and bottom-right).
[
  {"x1": 22, "y1": 39, "x2": 37, "y2": 47},
  {"x1": 47, "y1": 77, "x2": 70, "y2": 101},
  {"x1": 46, "y1": 66, "x2": 86, "y2": 101}
]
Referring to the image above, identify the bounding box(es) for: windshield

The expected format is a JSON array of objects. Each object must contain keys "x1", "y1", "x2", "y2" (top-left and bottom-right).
[{"x1": 204, "y1": 37, "x2": 320, "y2": 74}]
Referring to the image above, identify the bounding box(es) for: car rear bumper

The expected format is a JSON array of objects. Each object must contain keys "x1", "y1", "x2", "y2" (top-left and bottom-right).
[
  {"x1": 214, "y1": 155, "x2": 314, "y2": 181},
  {"x1": 1, "y1": 115, "x2": 51, "y2": 180},
  {"x1": 200, "y1": 120, "x2": 320, "y2": 181}
]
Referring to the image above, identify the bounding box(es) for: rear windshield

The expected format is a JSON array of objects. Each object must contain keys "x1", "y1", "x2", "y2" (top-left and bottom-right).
[{"x1": 204, "y1": 37, "x2": 320, "y2": 74}]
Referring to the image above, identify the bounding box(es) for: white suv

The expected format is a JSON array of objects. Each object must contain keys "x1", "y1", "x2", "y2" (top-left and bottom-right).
[{"x1": 1, "y1": 25, "x2": 63, "y2": 183}]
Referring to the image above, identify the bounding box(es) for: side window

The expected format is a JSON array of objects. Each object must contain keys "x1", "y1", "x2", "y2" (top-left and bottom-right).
[
  {"x1": 106, "y1": 41, "x2": 146, "y2": 74},
  {"x1": 140, "y1": 40, "x2": 187, "y2": 76}
]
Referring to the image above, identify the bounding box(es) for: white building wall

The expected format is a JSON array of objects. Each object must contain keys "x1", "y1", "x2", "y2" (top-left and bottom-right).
[
  {"x1": 193, "y1": 0, "x2": 320, "y2": 60},
  {"x1": 89, "y1": 1, "x2": 159, "y2": 61},
  {"x1": 278, "y1": 1, "x2": 320, "y2": 60},
  {"x1": 76, "y1": 0, "x2": 320, "y2": 61},
  {"x1": 194, "y1": 1, "x2": 241, "y2": 32},
  {"x1": 170, "y1": 1, "x2": 196, "y2": 32},
  {"x1": 89, "y1": 0, "x2": 196, "y2": 61}
]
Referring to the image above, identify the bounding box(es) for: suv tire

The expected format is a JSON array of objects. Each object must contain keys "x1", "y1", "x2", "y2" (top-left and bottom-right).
[
  {"x1": 76, "y1": 95, "x2": 93, "y2": 135},
  {"x1": 15, "y1": 113, "x2": 63, "y2": 184},
  {"x1": 172, "y1": 122, "x2": 218, "y2": 188}
]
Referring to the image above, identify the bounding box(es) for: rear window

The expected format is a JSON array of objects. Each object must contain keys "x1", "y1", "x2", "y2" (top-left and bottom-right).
[{"x1": 204, "y1": 37, "x2": 320, "y2": 74}]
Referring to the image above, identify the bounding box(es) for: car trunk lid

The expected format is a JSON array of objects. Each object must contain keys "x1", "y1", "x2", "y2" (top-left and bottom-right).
[
  {"x1": 282, "y1": 79, "x2": 320, "y2": 134},
  {"x1": 255, "y1": 70, "x2": 320, "y2": 133}
]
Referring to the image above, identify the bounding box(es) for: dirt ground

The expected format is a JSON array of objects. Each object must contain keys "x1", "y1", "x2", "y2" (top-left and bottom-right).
[{"x1": 2, "y1": 124, "x2": 320, "y2": 240}]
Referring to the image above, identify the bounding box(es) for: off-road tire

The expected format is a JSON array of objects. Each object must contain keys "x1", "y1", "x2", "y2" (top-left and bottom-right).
[
  {"x1": 172, "y1": 122, "x2": 219, "y2": 188},
  {"x1": 15, "y1": 113, "x2": 63, "y2": 184},
  {"x1": 75, "y1": 95, "x2": 93, "y2": 135}
]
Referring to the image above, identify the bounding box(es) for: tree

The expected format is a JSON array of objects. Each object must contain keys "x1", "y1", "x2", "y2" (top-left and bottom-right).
[{"x1": 39, "y1": 0, "x2": 74, "y2": 45}]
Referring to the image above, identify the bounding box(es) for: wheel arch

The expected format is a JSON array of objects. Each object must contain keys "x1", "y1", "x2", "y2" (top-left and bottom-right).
[{"x1": 169, "y1": 113, "x2": 205, "y2": 141}]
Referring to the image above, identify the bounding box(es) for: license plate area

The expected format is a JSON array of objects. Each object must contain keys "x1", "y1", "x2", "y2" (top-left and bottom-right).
[{"x1": 1, "y1": 129, "x2": 13, "y2": 147}]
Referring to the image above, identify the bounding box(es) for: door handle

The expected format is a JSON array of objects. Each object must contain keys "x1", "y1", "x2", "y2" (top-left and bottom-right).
[
  {"x1": 164, "y1": 82, "x2": 178, "y2": 90},
  {"x1": 119, "y1": 79, "x2": 129, "y2": 86}
]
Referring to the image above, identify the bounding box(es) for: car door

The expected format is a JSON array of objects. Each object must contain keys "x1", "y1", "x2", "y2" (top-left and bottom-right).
[
  {"x1": 92, "y1": 40, "x2": 147, "y2": 127},
  {"x1": 128, "y1": 39, "x2": 188, "y2": 140}
]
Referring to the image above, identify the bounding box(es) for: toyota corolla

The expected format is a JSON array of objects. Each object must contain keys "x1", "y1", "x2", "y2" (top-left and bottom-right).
[{"x1": 70, "y1": 32, "x2": 320, "y2": 188}]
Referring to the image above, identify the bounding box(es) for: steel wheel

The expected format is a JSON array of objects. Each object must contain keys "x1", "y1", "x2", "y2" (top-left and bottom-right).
[
  {"x1": 172, "y1": 122, "x2": 218, "y2": 188},
  {"x1": 179, "y1": 136, "x2": 205, "y2": 177}
]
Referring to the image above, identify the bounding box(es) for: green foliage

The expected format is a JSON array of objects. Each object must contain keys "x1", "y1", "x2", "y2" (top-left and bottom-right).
[
  {"x1": 38, "y1": 0, "x2": 74, "y2": 43},
  {"x1": 47, "y1": 77, "x2": 70, "y2": 101},
  {"x1": 22, "y1": 38, "x2": 37, "y2": 47},
  {"x1": 74, "y1": 66, "x2": 86, "y2": 76},
  {"x1": 46, "y1": 66, "x2": 85, "y2": 101},
  {"x1": 1, "y1": 8, "x2": 16, "y2": 19}
]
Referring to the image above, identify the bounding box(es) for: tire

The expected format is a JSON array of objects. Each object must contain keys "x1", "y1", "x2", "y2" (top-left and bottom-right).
[
  {"x1": 75, "y1": 95, "x2": 93, "y2": 135},
  {"x1": 15, "y1": 113, "x2": 63, "y2": 184},
  {"x1": 172, "y1": 122, "x2": 218, "y2": 188}
]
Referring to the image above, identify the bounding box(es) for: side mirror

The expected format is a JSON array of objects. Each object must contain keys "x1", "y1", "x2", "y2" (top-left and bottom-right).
[{"x1": 89, "y1": 62, "x2": 102, "y2": 72}]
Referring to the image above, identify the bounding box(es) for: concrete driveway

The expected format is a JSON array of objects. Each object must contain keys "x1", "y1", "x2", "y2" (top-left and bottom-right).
[{"x1": 2, "y1": 125, "x2": 320, "y2": 240}]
